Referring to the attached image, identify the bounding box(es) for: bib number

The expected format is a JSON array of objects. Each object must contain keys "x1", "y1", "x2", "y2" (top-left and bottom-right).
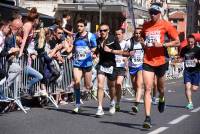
[
  {"x1": 75, "y1": 51, "x2": 87, "y2": 60},
  {"x1": 100, "y1": 66, "x2": 113, "y2": 74},
  {"x1": 185, "y1": 60, "x2": 196, "y2": 67},
  {"x1": 145, "y1": 34, "x2": 160, "y2": 47}
]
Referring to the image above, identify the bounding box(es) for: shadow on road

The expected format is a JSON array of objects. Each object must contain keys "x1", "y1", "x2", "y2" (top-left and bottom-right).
[
  {"x1": 100, "y1": 121, "x2": 151, "y2": 132},
  {"x1": 46, "y1": 107, "x2": 96, "y2": 117},
  {"x1": 166, "y1": 104, "x2": 185, "y2": 109}
]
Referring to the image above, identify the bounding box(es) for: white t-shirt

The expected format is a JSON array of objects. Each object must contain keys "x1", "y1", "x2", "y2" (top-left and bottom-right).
[
  {"x1": 127, "y1": 39, "x2": 144, "y2": 68},
  {"x1": 115, "y1": 40, "x2": 129, "y2": 68}
]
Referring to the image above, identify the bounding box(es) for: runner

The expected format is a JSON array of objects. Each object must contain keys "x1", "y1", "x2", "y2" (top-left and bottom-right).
[
  {"x1": 113, "y1": 28, "x2": 128, "y2": 113},
  {"x1": 72, "y1": 19, "x2": 97, "y2": 113},
  {"x1": 94, "y1": 23, "x2": 121, "y2": 117},
  {"x1": 180, "y1": 34, "x2": 200, "y2": 110},
  {"x1": 141, "y1": 2, "x2": 180, "y2": 128},
  {"x1": 126, "y1": 28, "x2": 144, "y2": 113}
]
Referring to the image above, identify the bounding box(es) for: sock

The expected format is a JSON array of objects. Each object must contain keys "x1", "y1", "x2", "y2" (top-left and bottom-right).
[
  {"x1": 98, "y1": 106, "x2": 102, "y2": 110},
  {"x1": 146, "y1": 116, "x2": 150, "y2": 119},
  {"x1": 111, "y1": 100, "x2": 115, "y2": 106},
  {"x1": 75, "y1": 89, "x2": 80, "y2": 105},
  {"x1": 135, "y1": 102, "x2": 139, "y2": 106}
]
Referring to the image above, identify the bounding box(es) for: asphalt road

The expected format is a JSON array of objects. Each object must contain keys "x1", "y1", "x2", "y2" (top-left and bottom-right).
[{"x1": 0, "y1": 79, "x2": 200, "y2": 134}]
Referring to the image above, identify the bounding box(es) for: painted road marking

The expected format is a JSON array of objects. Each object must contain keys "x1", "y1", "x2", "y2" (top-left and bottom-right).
[
  {"x1": 168, "y1": 115, "x2": 190, "y2": 125},
  {"x1": 191, "y1": 107, "x2": 200, "y2": 113},
  {"x1": 166, "y1": 81, "x2": 177, "y2": 85},
  {"x1": 148, "y1": 127, "x2": 169, "y2": 134}
]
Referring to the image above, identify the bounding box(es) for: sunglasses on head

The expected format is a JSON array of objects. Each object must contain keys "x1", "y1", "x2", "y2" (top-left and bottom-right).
[
  {"x1": 100, "y1": 29, "x2": 108, "y2": 33},
  {"x1": 149, "y1": 9, "x2": 161, "y2": 15}
]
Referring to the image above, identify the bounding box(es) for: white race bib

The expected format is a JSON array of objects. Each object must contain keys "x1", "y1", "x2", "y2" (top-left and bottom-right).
[
  {"x1": 131, "y1": 50, "x2": 143, "y2": 65},
  {"x1": 115, "y1": 56, "x2": 125, "y2": 67},
  {"x1": 145, "y1": 34, "x2": 160, "y2": 47},
  {"x1": 185, "y1": 60, "x2": 196, "y2": 68},
  {"x1": 75, "y1": 51, "x2": 87, "y2": 60},
  {"x1": 100, "y1": 65, "x2": 113, "y2": 74}
]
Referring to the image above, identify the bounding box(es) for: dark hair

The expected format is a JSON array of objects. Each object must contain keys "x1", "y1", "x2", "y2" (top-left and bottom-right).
[
  {"x1": 76, "y1": 18, "x2": 87, "y2": 26},
  {"x1": 63, "y1": 12, "x2": 70, "y2": 18},
  {"x1": 0, "y1": 20, "x2": 10, "y2": 29},
  {"x1": 54, "y1": 17, "x2": 62, "y2": 26},
  {"x1": 187, "y1": 34, "x2": 196, "y2": 40},
  {"x1": 55, "y1": 26, "x2": 63, "y2": 32},
  {"x1": 27, "y1": 7, "x2": 39, "y2": 22},
  {"x1": 65, "y1": 24, "x2": 73, "y2": 32},
  {"x1": 99, "y1": 23, "x2": 109, "y2": 28},
  {"x1": 115, "y1": 28, "x2": 125, "y2": 34}
]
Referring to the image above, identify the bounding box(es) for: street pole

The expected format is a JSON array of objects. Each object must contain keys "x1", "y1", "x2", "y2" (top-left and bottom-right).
[
  {"x1": 96, "y1": 0, "x2": 105, "y2": 24},
  {"x1": 99, "y1": 5, "x2": 102, "y2": 24}
]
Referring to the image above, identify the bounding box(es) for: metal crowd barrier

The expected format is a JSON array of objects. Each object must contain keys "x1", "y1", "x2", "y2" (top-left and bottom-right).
[
  {"x1": 0, "y1": 55, "x2": 74, "y2": 113},
  {"x1": 166, "y1": 61, "x2": 184, "y2": 80}
]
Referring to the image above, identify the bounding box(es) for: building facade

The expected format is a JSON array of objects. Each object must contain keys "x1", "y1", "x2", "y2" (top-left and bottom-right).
[
  {"x1": 19, "y1": 0, "x2": 149, "y2": 34},
  {"x1": 187, "y1": 0, "x2": 200, "y2": 35}
]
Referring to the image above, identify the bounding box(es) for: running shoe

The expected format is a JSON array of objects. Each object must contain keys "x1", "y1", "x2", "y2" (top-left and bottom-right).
[
  {"x1": 109, "y1": 104, "x2": 116, "y2": 115},
  {"x1": 143, "y1": 116, "x2": 152, "y2": 129},
  {"x1": 132, "y1": 105, "x2": 139, "y2": 113},
  {"x1": 115, "y1": 104, "x2": 120, "y2": 112},
  {"x1": 158, "y1": 97, "x2": 165, "y2": 113},
  {"x1": 152, "y1": 97, "x2": 158, "y2": 105},
  {"x1": 72, "y1": 107, "x2": 82, "y2": 114},
  {"x1": 39, "y1": 90, "x2": 48, "y2": 97},
  {"x1": 96, "y1": 108, "x2": 104, "y2": 117},
  {"x1": 186, "y1": 103, "x2": 194, "y2": 110}
]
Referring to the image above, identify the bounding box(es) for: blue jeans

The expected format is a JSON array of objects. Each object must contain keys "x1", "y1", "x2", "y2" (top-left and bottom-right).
[{"x1": 25, "y1": 66, "x2": 43, "y2": 91}]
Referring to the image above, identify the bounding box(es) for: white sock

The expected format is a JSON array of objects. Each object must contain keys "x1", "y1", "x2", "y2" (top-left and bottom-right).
[
  {"x1": 98, "y1": 106, "x2": 102, "y2": 110},
  {"x1": 111, "y1": 100, "x2": 115, "y2": 106}
]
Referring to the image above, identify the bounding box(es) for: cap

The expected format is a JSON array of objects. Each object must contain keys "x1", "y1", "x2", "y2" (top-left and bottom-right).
[{"x1": 149, "y1": 3, "x2": 162, "y2": 13}]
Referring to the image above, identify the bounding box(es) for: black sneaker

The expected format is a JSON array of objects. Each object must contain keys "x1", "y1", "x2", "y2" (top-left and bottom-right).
[
  {"x1": 158, "y1": 97, "x2": 165, "y2": 113},
  {"x1": 143, "y1": 116, "x2": 152, "y2": 129},
  {"x1": 132, "y1": 105, "x2": 139, "y2": 113}
]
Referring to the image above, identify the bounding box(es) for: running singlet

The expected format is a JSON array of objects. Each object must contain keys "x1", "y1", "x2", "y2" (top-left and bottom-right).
[
  {"x1": 180, "y1": 45, "x2": 200, "y2": 72},
  {"x1": 127, "y1": 39, "x2": 144, "y2": 68},
  {"x1": 73, "y1": 32, "x2": 97, "y2": 68},
  {"x1": 115, "y1": 40, "x2": 128, "y2": 68},
  {"x1": 141, "y1": 19, "x2": 179, "y2": 66}
]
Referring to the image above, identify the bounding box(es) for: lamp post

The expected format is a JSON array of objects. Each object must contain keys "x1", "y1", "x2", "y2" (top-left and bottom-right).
[{"x1": 96, "y1": 0, "x2": 106, "y2": 24}]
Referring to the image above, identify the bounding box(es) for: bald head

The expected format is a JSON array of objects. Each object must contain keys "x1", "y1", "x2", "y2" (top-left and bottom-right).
[{"x1": 11, "y1": 19, "x2": 23, "y2": 34}]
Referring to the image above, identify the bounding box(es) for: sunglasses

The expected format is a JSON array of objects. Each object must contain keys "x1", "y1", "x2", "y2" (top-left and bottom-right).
[
  {"x1": 57, "y1": 32, "x2": 63, "y2": 34},
  {"x1": 100, "y1": 29, "x2": 108, "y2": 33},
  {"x1": 149, "y1": 10, "x2": 161, "y2": 15}
]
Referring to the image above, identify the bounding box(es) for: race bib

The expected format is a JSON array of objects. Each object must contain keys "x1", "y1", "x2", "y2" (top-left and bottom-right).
[
  {"x1": 100, "y1": 65, "x2": 113, "y2": 74},
  {"x1": 131, "y1": 50, "x2": 143, "y2": 64},
  {"x1": 185, "y1": 60, "x2": 196, "y2": 68},
  {"x1": 145, "y1": 34, "x2": 160, "y2": 47},
  {"x1": 75, "y1": 51, "x2": 87, "y2": 60},
  {"x1": 116, "y1": 56, "x2": 125, "y2": 67},
  {"x1": 74, "y1": 46, "x2": 89, "y2": 60}
]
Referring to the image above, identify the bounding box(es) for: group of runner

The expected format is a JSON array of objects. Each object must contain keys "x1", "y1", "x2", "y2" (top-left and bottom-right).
[{"x1": 66, "y1": 2, "x2": 200, "y2": 129}]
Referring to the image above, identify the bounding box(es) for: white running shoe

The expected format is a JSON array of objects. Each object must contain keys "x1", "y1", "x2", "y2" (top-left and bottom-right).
[
  {"x1": 96, "y1": 108, "x2": 104, "y2": 117},
  {"x1": 109, "y1": 104, "x2": 116, "y2": 115},
  {"x1": 39, "y1": 90, "x2": 48, "y2": 96},
  {"x1": 152, "y1": 97, "x2": 158, "y2": 105}
]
